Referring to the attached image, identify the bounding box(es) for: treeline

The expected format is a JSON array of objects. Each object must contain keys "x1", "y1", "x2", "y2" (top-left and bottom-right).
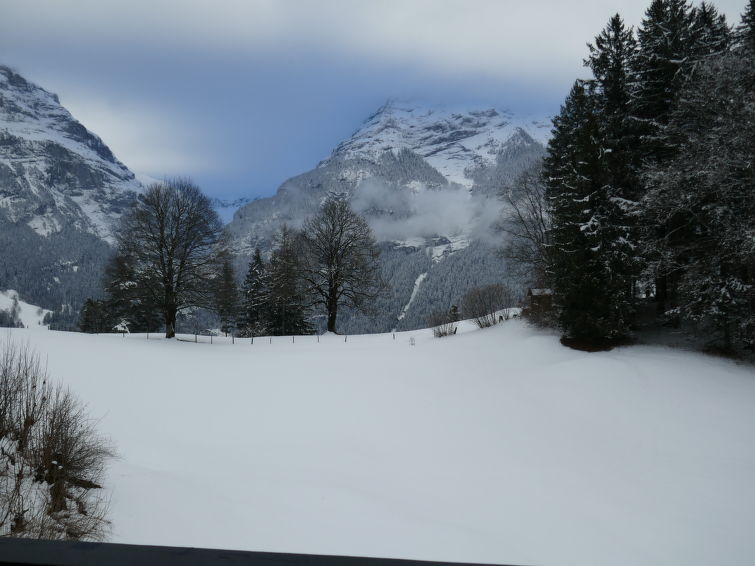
[
  {"x1": 79, "y1": 182, "x2": 383, "y2": 338},
  {"x1": 219, "y1": 197, "x2": 385, "y2": 337},
  {"x1": 505, "y1": 0, "x2": 754, "y2": 352},
  {"x1": 217, "y1": 229, "x2": 314, "y2": 337}
]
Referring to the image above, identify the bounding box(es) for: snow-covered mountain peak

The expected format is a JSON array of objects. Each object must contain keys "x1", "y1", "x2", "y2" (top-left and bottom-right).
[
  {"x1": 326, "y1": 99, "x2": 550, "y2": 187},
  {"x1": 0, "y1": 66, "x2": 142, "y2": 240},
  {"x1": 0, "y1": 67, "x2": 124, "y2": 173}
]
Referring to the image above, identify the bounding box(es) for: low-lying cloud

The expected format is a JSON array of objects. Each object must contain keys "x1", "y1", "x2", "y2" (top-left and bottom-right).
[{"x1": 351, "y1": 178, "x2": 502, "y2": 243}]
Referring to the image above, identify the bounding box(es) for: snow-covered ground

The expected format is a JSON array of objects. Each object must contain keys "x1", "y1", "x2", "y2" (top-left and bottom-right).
[
  {"x1": 0, "y1": 289, "x2": 51, "y2": 328},
  {"x1": 5, "y1": 321, "x2": 755, "y2": 566}
]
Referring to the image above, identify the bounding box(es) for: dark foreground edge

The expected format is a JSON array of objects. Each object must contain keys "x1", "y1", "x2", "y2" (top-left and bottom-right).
[{"x1": 0, "y1": 539, "x2": 525, "y2": 566}]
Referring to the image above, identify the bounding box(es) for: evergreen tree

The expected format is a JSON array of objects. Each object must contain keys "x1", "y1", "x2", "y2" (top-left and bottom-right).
[
  {"x1": 545, "y1": 81, "x2": 631, "y2": 347},
  {"x1": 630, "y1": 0, "x2": 731, "y2": 313},
  {"x1": 214, "y1": 254, "x2": 239, "y2": 336},
  {"x1": 239, "y1": 248, "x2": 270, "y2": 336},
  {"x1": 267, "y1": 226, "x2": 313, "y2": 336},
  {"x1": 690, "y1": 2, "x2": 731, "y2": 57},
  {"x1": 78, "y1": 298, "x2": 112, "y2": 333},
  {"x1": 585, "y1": 13, "x2": 637, "y2": 189},
  {"x1": 103, "y1": 253, "x2": 162, "y2": 333},
  {"x1": 734, "y1": 0, "x2": 755, "y2": 50},
  {"x1": 630, "y1": 0, "x2": 698, "y2": 163},
  {"x1": 643, "y1": 30, "x2": 755, "y2": 350},
  {"x1": 584, "y1": 13, "x2": 641, "y2": 309},
  {"x1": 586, "y1": 14, "x2": 636, "y2": 120}
]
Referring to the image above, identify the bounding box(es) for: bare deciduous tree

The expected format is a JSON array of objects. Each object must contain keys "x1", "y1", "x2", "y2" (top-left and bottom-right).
[
  {"x1": 498, "y1": 163, "x2": 551, "y2": 287},
  {"x1": 0, "y1": 339, "x2": 113, "y2": 540},
  {"x1": 300, "y1": 198, "x2": 384, "y2": 333},
  {"x1": 106, "y1": 179, "x2": 223, "y2": 338},
  {"x1": 462, "y1": 283, "x2": 516, "y2": 328}
]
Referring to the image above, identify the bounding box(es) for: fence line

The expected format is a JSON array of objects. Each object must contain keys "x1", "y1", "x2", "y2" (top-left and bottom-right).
[{"x1": 116, "y1": 331, "x2": 422, "y2": 346}]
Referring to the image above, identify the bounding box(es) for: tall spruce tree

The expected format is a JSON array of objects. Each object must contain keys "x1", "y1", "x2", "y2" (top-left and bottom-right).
[
  {"x1": 267, "y1": 227, "x2": 313, "y2": 336},
  {"x1": 643, "y1": 9, "x2": 754, "y2": 351},
  {"x1": 735, "y1": 0, "x2": 755, "y2": 49},
  {"x1": 239, "y1": 248, "x2": 270, "y2": 336},
  {"x1": 630, "y1": 0, "x2": 730, "y2": 312},
  {"x1": 691, "y1": 2, "x2": 731, "y2": 57},
  {"x1": 630, "y1": 0, "x2": 697, "y2": 163},
  {"x1": 584, "y1": 13, "x2": 640, "y2": 308},
  {"x1": 214, "y1": 254, "x2": 239, "y2": 336},
  {"x1": 545, "y1": 81, "x2": 630, "y2": 347}
]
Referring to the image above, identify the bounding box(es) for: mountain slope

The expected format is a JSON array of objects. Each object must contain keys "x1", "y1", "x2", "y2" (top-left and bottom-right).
[
  {"x1": 0, "y1": 66, "x2": 142, "y2": 322},
  {"x1": 0, "y1": 66, "x2": 141, "y2": 240},
  {"x1": 227, "y1": 100, "x2": 548, "y2": 333}
]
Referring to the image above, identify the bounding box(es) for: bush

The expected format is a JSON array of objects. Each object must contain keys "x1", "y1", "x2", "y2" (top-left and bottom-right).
[
  {"x1": 462, "y1": 283, "x2": 515, "y2": 328},
  {"x1": 428, "y1": 312, "x2": 457, "y2": 338},
  {"x1": 0, "y1": 339, "x2": 114, "y2": 540}
]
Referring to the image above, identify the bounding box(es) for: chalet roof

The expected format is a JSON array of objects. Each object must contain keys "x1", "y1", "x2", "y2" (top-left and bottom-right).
[{"x1": 528, "y1": 288, "x2": 554, "y2": 296}]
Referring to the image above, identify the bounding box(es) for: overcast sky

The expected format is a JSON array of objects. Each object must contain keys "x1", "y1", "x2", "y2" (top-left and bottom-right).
[{"x1": 1, "y1": 0, "x2": 747, "y2": 199}]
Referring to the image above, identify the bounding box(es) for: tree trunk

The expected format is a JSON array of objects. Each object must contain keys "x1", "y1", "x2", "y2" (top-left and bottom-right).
[
  {"x1": 326, "y1": 293, "x2": 338, "y2": 333},
  {"x1": 655, "y1": 274, "x2": 667, "y2": 315},
  {"x1": 165, "y1": 306, "x2": 177, "y2": 339}
]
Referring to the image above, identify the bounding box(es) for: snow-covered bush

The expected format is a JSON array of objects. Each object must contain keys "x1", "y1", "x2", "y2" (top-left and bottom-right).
[
  {"x1": 428, "y1": 312, "x2": 457, "y2": 338},
  {"x1": 0, "y1": 339, "x2": 113, "y2": 540},
  {"x1": 462, "y1": 283, "x2": 515, "y2": 328}
]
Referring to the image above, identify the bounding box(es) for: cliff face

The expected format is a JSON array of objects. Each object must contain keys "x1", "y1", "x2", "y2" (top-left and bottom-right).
[{"x1": 0, "y1": 66, "x2": 142, "y2": 241}]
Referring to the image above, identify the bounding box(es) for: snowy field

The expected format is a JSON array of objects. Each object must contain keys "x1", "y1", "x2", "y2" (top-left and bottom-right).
[{"x1": 5, "y1": 321, "x2": 755, "y2": 566}]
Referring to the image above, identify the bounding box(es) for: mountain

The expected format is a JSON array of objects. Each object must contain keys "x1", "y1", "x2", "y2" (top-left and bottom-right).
[
  {"x1": 0, "y1": 66, "x2": 142, "y2": 324},
  {"x1": 226, "y1": 100, "x2": 548, "y2": 333},
  {"x1": 328, "y1": 101, "x2": 550, "y2": 190}
]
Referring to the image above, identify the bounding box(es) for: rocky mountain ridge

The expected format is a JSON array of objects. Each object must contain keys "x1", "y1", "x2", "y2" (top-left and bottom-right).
[
  {"x1": 326, "y1": 100, "x2": 550, "y2": 188},
  {"x1": 0, "y1": 66, "x2": 142, "y2": 242}
]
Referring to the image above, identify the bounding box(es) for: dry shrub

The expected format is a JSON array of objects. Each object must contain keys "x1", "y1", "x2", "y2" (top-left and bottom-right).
[
  {"x1": 0, "y1": 339, "x2": 114, "y2": 540},
  {"x1": 428, "y1": 312, "x2": 457, "y2": 338},
  {"x1": 462, "y1": 283, "x2": 515, "y2": 328}
]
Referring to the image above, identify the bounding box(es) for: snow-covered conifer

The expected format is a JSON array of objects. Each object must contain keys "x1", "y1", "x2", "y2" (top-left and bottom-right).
[{"x1": 239, "y1": 248, "x2": 270, "y2": 336}]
